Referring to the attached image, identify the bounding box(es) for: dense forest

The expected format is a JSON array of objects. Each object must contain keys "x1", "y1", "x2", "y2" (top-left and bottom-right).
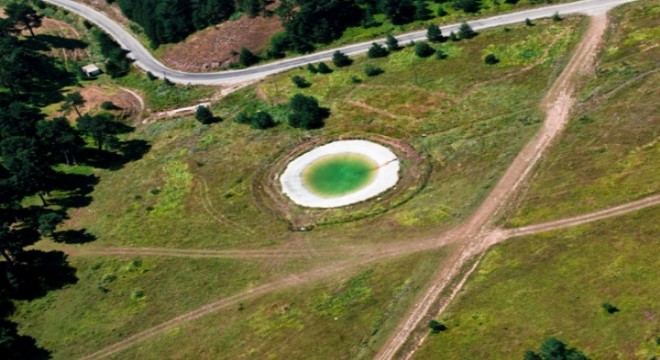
[
  {"x1": 112, "y1": 0, "x2": 558, "y2": 51},
  {"x1": 1, "y1": 2, "x2": 148, "y2": 357}
]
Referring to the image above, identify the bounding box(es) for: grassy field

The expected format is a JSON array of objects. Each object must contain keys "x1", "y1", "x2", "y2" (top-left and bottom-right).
[
  {"x1": 10, "y1": 254, "x2": 347, "y2": 359},
  {"x1": 415, "y1": 2, "x2": 660, "y2": 359},
  {"x1": 414, "y1": 208, "x2": 659, "y2": 359},
  {"x1": 8, "y1": 11, "x2": 601, "y2": 360},
  {"x1": 62, "y1": 16, "x2": 585, "y2": 250},
  {"x1": 106, "y1": 249, "x2": 450, "y2": 360},
  {"x1": 504, "y1": 0, "x2": 660, "y2": 227}
]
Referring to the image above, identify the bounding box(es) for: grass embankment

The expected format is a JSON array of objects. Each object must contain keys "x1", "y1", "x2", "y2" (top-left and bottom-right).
[
  {"x1": 70, "y1": 17, "x2": 585, "y2": 249},
  {"x1": 13, "y1": 16, "x2": 587, "y2": 359},
  {"x1": 107, "y1": 249, "x2": 449, "y2": 360},
  {"x1": 505, "y1": 0, "x2": 660, "y2": 227},
  {"x1": 415, "y1": 209, "x2": 660, "y2": 359}
]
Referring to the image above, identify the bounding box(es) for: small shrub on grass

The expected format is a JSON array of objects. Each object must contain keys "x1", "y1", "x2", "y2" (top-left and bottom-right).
[
  {"x1": 437, "y1": 6, "x2": 448, "y2": 17},
  {"x1": 288, "y1": 94, "x2": 329, "y2": 130},
  {"x1": 307, "y1": 63, "x2": 318, "y2": 74},
  {"x1": 484, "y1": 54, "x2": 500, "y2": 65},
  {"x1": 332, "y1": 50, "x2": 353, "y2": 67},
  {"x1": 602, "y1": 302, "x2": 620, "y2": 314},
  {"x1": 317, "y1": 62, "x2": 333, "y2": 74},
  {"x1": 552, "y1": 12, "x2": 562, "y2": 21},
  {"x1": 364, "y1": 64, "x2": 384, "y2": 77},
  {"x1": 367, "y1": 42, "x2": 389, "y2": 58},
  {"x1": 428, "y1": 320, "x2": 447, "y2": 333},
  {"x1": 250, "y1": 111, "x2": 276, "y2": 129},
  {"x1": 525, "y1": 18, "x2": 534, "y2": 26},
  {"x1": 449, "y1": 31, "x2": 459, "y2": 42},
  {"x1": 195, "y1": 105, "x2": 219, "y2": 124},
  {"x1": 351, "y1": 75, "x2": 362, "y2": 84},
  {"x1": 415, "y1": 42, "x2": 435, "y2": 58},
  {"x1": 291, "y1": 75, "x2": 311, "y2": 88},
  {"x1": 235, "y1": 112, "x2": 252, "y2": 124},
  {"x1": 436, "y1": 49, "x2": 448, "y2": 59},
  {"x1": 525, "y1": 337, "x2": 589, "y2": 360},
  {"x1": 146, "y1": 71, "x2": 158, "y2": 81}
]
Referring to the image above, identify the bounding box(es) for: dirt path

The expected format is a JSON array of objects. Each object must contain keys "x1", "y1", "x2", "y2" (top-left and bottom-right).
[
  {"x1": 377, "y1": 14, "x2": 609, "y2": 360},
  {"x1": 72, "y1": 13, "x2": 653, "y2": 360},
  {"x1": 501, "y1": 194, "x2": 660, "y2": 239}
]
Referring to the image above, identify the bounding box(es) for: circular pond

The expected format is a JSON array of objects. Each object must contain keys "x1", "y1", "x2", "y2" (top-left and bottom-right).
[{"x1": 280, "y1": 140, "x2": 400, "y2": 208}]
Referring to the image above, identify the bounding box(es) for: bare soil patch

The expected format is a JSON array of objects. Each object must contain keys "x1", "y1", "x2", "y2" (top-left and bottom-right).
[
  {"x1": 76, "y1": 0, "x2": 131, "y2": 26},
  {"x1": 161, "y1": 15, "x2": 283, "y2": 72},
  {"x1": 57, "y1": 85, "x2": 145, "y2": 123}
]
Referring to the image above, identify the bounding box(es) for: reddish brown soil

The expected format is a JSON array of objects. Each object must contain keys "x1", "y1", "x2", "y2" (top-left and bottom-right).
[
  {"x1": 161, "y1": 15, "x2": 283, "y2": 72},
  {"x1": 57, "y1": 86, "x2": 144, "y2": 123}
]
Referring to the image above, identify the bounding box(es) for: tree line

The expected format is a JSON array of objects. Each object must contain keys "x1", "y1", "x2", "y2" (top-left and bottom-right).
[
  {"x1": 1, "y1": 3, "x2": 148, "y2": 357},
  {"x1": 111, "y1": 0, "x2": 522, "y2": 52}
]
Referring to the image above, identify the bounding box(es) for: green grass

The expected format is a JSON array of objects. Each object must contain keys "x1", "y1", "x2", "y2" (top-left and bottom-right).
[
  {"x1": 505, "y1": 0, "x2": 660, "y2": 227},
  {"x1": 11, "y1": 254, "x2": 340, "y2": 360},
  {"x1": 109, "y1": 72, "x2": 217, "y2": 112},
  {"x1": 10, "y1": 14, "x2": 593, "y2": 360},
  {"x1": 303, "y1": 154, "x2": 377, "y2": 197},
  {"x1": 106, "y1": 249, "x2": 450, "y2": 360},
  {"x1": 55, "y1": 17, "x2": 585, "y2": 251},
  {"x1": 414, "y1": 208, "x2": 660, "y2": 359}
]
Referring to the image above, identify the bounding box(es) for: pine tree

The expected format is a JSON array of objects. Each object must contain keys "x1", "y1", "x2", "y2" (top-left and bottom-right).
[
  {"x1": 386, "y1": 34, "x2": 401, "y2": 52},
  {"x1": 427, "y1": 25, "x2": 443, "y2": 42}
]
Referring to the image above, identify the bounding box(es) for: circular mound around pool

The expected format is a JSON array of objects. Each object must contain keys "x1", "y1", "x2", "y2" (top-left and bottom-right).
[{"x1": 280, "y1": 140, "x2": 400, "y2": 208}]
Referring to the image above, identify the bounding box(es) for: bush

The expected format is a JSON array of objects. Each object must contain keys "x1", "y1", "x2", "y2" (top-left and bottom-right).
[
  {"x1": 427, "y1": 25, "x2": 443, "y2": 43},
  {"x1": 436, "y1": 49, "x2": 448, "y2": 59},
  {"x1": 415, "y1": 42, "x2": 435, "y2": 58},
  {"x1": 351, "y1": 75, "x2": 362, "y2": 84},
  {"x1": 195, "y1": 105, "x2": 218, "y2": 124},
  {"x1": 386, "y1": 34, "x2": 400, "y2": 52},
  {"x1": 238, "y1": 47, "x2": 260, "y2": 67},
  {"x1": 250, "y1": 111, "x2": 276, "y2": 129},
  {"x1": 307, "y1": 63, "x2": 318, "y2": 74},
  {"x1": 458, "y1": 22, "x2": 477, "y2": 39},
  {"x1": 317, "y1": 62, "x2": 333, "y2": 74},
  {"x1": 449, "y1": 31, "x2": 459, "y2": 42},
  {"x1": 484, "y1": 54, "x2": 499, "y2": 64},
  {"x1": 332, "y1": 50, "x2": 353, "y2": 67},
  {"x1": 602, "y1": 302, "x2": 620, "y2": 314},
  {"x1": 288, "y1": 94, "x2": 328, "y2": 130},
  {"x1": 364, "y1": 65, "x2": 384, "y2": 77},
  {"x1": 367, "y1": 42, "x2": 389, "y2": 58},
  {"x1": 525, "y1": 18, "x2": 534, "y2": 26},
  {"x1": 291, "y1": 75, "x2": 311, "y2": 88},
  {"x1": 235, "y1": 112, "x2": 251, "y2": 124},
  {"x1": 428, "y1": 320, "x2": 447, "y2": 333},
  {"x1": 146, "y1": 71, "x2": 158, "y2": 81}
]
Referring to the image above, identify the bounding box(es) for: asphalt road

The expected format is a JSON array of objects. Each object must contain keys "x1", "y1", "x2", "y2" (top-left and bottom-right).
[{"x1": 45, "y1": 0, "x2": 637, "y2": 85}]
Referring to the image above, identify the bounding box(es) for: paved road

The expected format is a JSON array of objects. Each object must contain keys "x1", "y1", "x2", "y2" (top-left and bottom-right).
[{"x1": 45, "y1": 0, "x2": 637, "y2": 85}]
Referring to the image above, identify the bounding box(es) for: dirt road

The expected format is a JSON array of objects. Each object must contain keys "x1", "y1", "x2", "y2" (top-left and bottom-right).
[{"x1": 377, "y1": 14, "x2": 610, "y2": 360}]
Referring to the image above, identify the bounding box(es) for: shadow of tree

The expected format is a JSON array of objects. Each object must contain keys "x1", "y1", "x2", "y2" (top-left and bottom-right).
[
  {"x1": 0, "y1": 319, "x2": 51, "y2": 360},
  {"x1": 54, "y1": 229, "x2": 96, "y2": 244},
  {"x1": 34, "y1": 34, "x2": 88, "y2": 50},
  {"x1": 79, "y1": 139, "x2": 151, "y2": 171},
  {"x1": 2, "y1": 251, "x2": 77, "y2": 301}
]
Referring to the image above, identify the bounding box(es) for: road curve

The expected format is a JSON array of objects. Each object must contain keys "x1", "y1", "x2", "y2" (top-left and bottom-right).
[{"x1": 44, "y1": 0, "x2": 637, "y2": 85}]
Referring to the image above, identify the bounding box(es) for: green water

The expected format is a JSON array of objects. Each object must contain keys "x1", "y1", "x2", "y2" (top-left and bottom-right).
[{"x1": 302, "y1": 154, "x2": 378, "y2": 197}]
